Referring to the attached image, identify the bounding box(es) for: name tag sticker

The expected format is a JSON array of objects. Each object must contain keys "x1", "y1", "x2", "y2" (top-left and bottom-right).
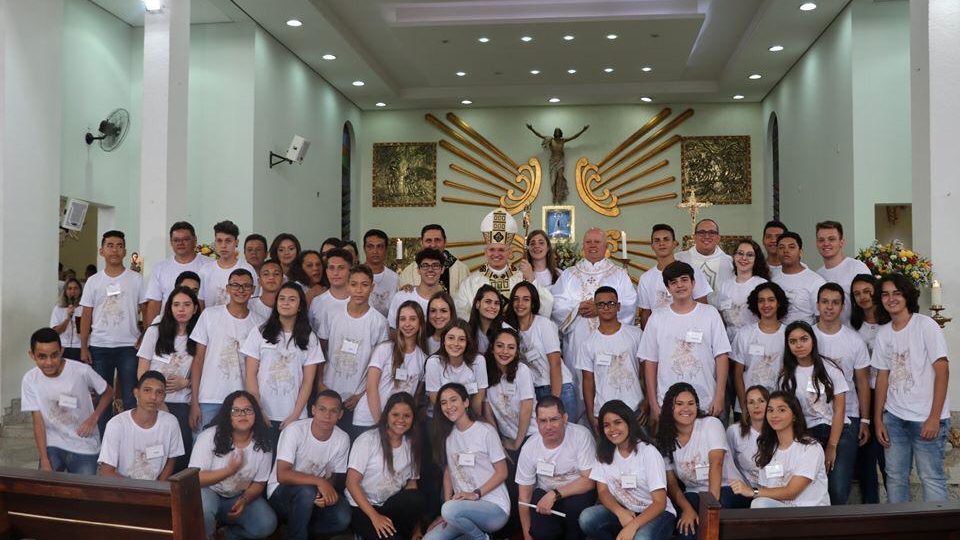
[
  {"x1": 748, "y1": 344, "x2": 765, "y2": 356},
  {"x1": 145, "y1": 445, "x2": 165, "y2": 460},
  {"x1": 341, "y1": 339, "x2": 360, "y2": 355},
  {"x1": 106, "y1": 284, "x2": 122, "y2": 297},
  {"x1": 153, "y1": 354, "x2": 171, "y2": 364},
  {"x1": 685, "y1": 331, "x2": 703, "y2": 344},
  {"x1": 765, "y1": 463, "x2": 784, "y2": 478},
  {"x1": 536, "y1": 461, "x2": 556, "y2": 477},
  {"x1": 720, "y1": 300, "x2": 733, "y2": 311},
  {"x1": 395, "y1": 368, "x2": 408, "y2": 381},
  {"x1": 263, "y1": 342, "x2": 277, "y2": 350},
  {"x1": 502, "y1": 384, "x2": 515, "y2": 395},
  {"x1": 695, "y1": 463, "x2": 710, "y2": 481},
  {"x1": 621, "y1": 474, "x2": 637, "y2": 489},
  {"x1": 596, "y1": 353, "x2": 613, "y2": 367},
  {"x1": 58, "y1": 394, "x2": 78, "y2": 409},
  {"x1": 458, "y1": 453, "x2": 475, "y2": 467}
]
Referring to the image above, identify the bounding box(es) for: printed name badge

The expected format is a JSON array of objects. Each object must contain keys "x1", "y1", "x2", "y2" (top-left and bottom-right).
[
  {"x1": 153, "y1": 354, "x2": 171, "y2": 364},
  {"x1": 341, "y1": 339, "x2": 360, "y2": 355},
  {"x1": 596, "y1": 353, "x2": 613, "y2": 366},
  {"x1": 806, "y1": 379, "x2": 818, "y2": 393},
  {"x1": 466, "y1": 382, "x2": 479, "y2": 395},
  {"x1": 536, "y1": 461, "x2": 556, "y2": 477},
  {"x1": 748, "y1": 344, "x2": 765, "y2": 356},
  {"x1": 685, "y1": 331, "x2": 703, "y2": 344},
  {"x1": 394, "y1": 368, "x2": 408, "y2": 381},
  {"x1": 720, "y1": 300, "x2": 733, "y2": 311},
  {"x1": 695, "y1": 463, "x2": 710, "y2": 481},
  {"x1": 106, "y1": 284, "x2": 122, "y2": 297},
  {"x1": 620, "y1": 474, "x2": 638, "y2": 489},
  {"x1": 765, "y1": 463, "x2": 784, "y2": 478},
  {"x1": 458, "y1": 453, "x2": 475, "y2": 467},
  {"x1": 58, "y1": 394, "x2": 78, "y2": 409},
  {"x1": 502, "y1": 383, "x2": 515, "y2": 395},
  {"x1": 145, "y1": 445, "x2": 165, "y2": 460}
]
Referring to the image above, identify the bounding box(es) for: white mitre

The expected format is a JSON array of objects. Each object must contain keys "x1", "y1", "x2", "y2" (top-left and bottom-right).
[{"x1": 481, "y1": 208, "x2": 517, "y2": 246}]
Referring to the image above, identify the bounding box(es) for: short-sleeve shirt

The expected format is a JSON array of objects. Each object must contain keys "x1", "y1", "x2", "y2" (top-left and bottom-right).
[
  {"x1": 772, "y1": 269, "x2": 826, "y2": 325},
  {"x1": 137, "y1": 326, "x2": 193, "y2": 403},
  {"x1": 716, "y1": 277, "x2": 766, "y2": 341},
  {"x1": 189, "y1": 427, "x2": 272, "y2": 497},
  {"x1": 354, "y1": 342, "x2": 425, "y2": 427},
  {"x1": 79, "y1": 269, "x2": 145, "y2": 347},
  {"x1": 575, "y1": 325, "x2": 644, "y2": 415},
  {"x1": 731, "y1": 323, "x2": 785, "y2": 401},
  {"x1": 266, "y1": 419, "x2": 350, "y2": 498},
  {"x1": 667, "y1": 416, "x2": 743, "y2": 493},
  {"x1": 371, "y1": 268, "x2": 399, "y2": 318},
  {"x1": 346, "y1": 429, "x2": 418, "y2": 507},
  {"x1": 190, "y1": 305, "x2": 265, "y2": 404},
  {"x1": 50, "y1": 305, "x2": 81, "y2": 349},
  {"x1": 814, "y1": 325, "x2": 871, "y2": 419},
  {"x1": 816, "y1": 257, "x2": 871, "y2": 324},
  {"x1": 322, "y1": 306, "x2": 390, "y2": 399},
  {"x1": 308, "y1": 292, "x2": 349, "y2": 338},
  {"x1": 757, "y1": 441, "x2": 830, "y2": 507},
  {"x1": 21, "y1": 360, "x2": 107, "y2": 455},
  {"x1": 241, "y1": 329, "x2": 325, "y2": 421},
  {"x1": 386, "y1": 289, "x2": 431, "y2": 329},
  {"x1": 199, "y1": 259, "x2": 258, "y2": 308},
  {"x1": 519, "y1": 315, "x2": 573, "y2": 387},
  {"x1": 424, "y1": 354, "x2": 488, "y2": 401},
  {"x1": 445, "y1": 421, "x2": 511, "y2": 514},
  {"x1": 145, "y1": 255, "x2": 212, "y2": 303},
  {"x1": 636, "y1": 266, "x2": 713, "y2": 311},
  {"x1": 787, "y1": 363, "x2": 849, "y2": 428},
  {"x1": 98, "y1": 410, "x2": 184, "y2": 480},
  {"x1": 726, "y1": 424, "x2": 761, "y2": 485},
  {"x1": 516, "y1": 423, "x2": 594, "y2": 492},
  {"x1": 589, "y1": 442, "x2": 676, "y2": 516},
  {"x1": 487, "y1": 363, "x2": 537, "y2": 440}
]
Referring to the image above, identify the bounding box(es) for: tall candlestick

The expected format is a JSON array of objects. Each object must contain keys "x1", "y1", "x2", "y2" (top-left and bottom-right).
[
  {"x1": 396, "y1": 238, "x2": 403, "y2": 261},
  {"x1": 932, "y1": 280, "x2": 943, "y2": 306},
  {"x1": 620, "y1": 231, "x2": 627, "y2": 257}
]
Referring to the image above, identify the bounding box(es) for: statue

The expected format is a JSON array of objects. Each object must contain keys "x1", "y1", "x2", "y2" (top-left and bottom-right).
[{"x1": 526, "y1": 123, "x2": 589, "y2": 204}]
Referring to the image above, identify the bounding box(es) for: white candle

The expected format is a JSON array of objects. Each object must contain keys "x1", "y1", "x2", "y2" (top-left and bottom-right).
[
  {"x1": 932, "y1": 280, "x2": 942, "y2": 306},
  {"x1": 396, "y1": 238, "x2": 403, "y2": 260},
  {"x1": 621, "y1": 231, "x2": 627, "y2": 257}
]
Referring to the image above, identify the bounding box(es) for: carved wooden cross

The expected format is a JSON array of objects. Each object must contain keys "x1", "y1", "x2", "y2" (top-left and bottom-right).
[{"x1": 676, "y1": 187, "x2": 712, "y2": 238}]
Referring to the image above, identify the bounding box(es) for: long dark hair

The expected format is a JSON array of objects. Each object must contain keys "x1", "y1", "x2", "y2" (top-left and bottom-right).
[
  {"x1": 377, "y1": 392, "x2": 420, "y2": 476},
  {"x1": 426, "y1": 291, "x2": 457, "y2": 337},
  {"x1": 438, "y1": 319, "x2": 478, "y2": 368},
  {"x1": 269, "y1": 233, "x2": 301, "y2": 265},
  {"x1": 778, "y1": 321, "x2": 837, "y2": 404},
  {"x1": 504, "y1": 281, "x2": 541, "y2": 329},
  {"x1": 288, "y1": 250, "x2": 322, "y2": 287},
  {"x1": 391, "y1": 301, "x2": 427, "y2": 387},
  {"x1": 525, "y1": 230, "x2": 560, "y2": 283},
  {"x1": 59, "y1": 277, "x2": 83, "y2": 308},
  {"x1": 849, "y1": 273, "x2": 877, "y2": 330},
  {"x1": 155, "y1": 287, "x2": 200, "y2": 357},
  {"x1": 596, "y1": 400, "x2": 655, "y2": 464},
  {"x1": 210, "y1": 390, "x2": 272, "y2": 455},
  {"x1": 655, "y1": 382, "x2": 708, "y2": 458},
  {"x1": 739, "y1": 384, "x2": 770, "y2": 438},
  {"x1": 260, "y1": 283, "x2": 312, "y2": 350},
  {"x1": 732, "y1": 239, "x2": 771, "y2": 280},
  {"x1": 485, "y1": 327, "x2": 522, "y2": 386},
  {"x1": 431, "y1": 383, "x2": 475, "y2": 466},
  {"x1": 468, "y1": 285, "x2": 505, "y2": 349},
  {"x1": 754, "y1": 390, "x2": 817, "y2": 468},
  {"x1": 873, "y1": 272, "x2": 919, "y2": 324}
]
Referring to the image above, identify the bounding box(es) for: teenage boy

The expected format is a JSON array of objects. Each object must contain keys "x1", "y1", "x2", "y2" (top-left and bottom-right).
[
  {"x1": 641, "y1": 261, "x2": 731, "y2": 421},
  {"x1": 762, "y1": 220, "x2": 788, "y2": 274},
  {"x1": 575, "y1": 286, "x2": 645, "y2": 433},
  {"x1": 21, "y1": 327, "x2": 113, "y2": 474},
  {"x1": 386, "y1": 248, "x2": 444, "y2": 328},
  {"x1": 815, "y1": 221, "x2": 870, "y2": 324},
  {"x1": 676, "y1": 218, "x2": 733, "y2": 292},
  {"x1": 200, "y1": 220, "x2": 257, "y2": 308},
  {"x1": 249, "y1": 259, "x2": 283, "y2": 320},
  {"x1": 363, "y1": 229, "x2": 398, "y2": 317},
  {"x1": 98, "y1": 371, "x2": 184, "y2": 480},
  {"x1": 244, "y1": 233, "x2": 268, "y2": 273},
  {"x1": 637, "y1": 224, "x2": 712, "y2": 329},
  {"x1": 398, "y1": 224, "x2": 470, "y2": 296},
  {"x1": 319, "y1": 265, "x2": 389, "y2": 440},
  {"x1": 308, "y1": 248, "x2": 353, "y2": 343},
  {"x1": 190, "y1": 269, "x2": 265, "y2": 431},
  {"x1": 873, "y1": 274, "x2": 951, "y2": 503},
  {"x1": 79, "y1": 230, "x2": 146, "y2": 433},
  {"x1": 144, "y1": 222, "x2": 211, "y2": 324},
  {"x1": 516, "y1": 396, "x2": 597, "y2": 539},
  {"x1": 772, "y1": 232, "x2": 825, "y2": 324},
  {"x1": 813, "y1": 282, "x2": 869, "y2": 504},
  {"x1": 268, "y1": 390, "x2": 352, "y2": 539}
]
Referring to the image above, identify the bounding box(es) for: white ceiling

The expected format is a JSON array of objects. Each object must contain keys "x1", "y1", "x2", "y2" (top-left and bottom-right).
[{"x1": 93, "y1": 0, "x2": 851, "y2": 110}]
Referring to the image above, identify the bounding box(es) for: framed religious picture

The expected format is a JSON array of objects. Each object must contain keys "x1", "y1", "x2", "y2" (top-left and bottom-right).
[
  {"x1": 680, "y1": 136, "x2": 751, "y2": 205},
  {"x1": 372, "y1": 142, "x2": 437, "y2": 207},
  {"x1": 542, "y1": 205, "x2": 575, "y2": 241}
]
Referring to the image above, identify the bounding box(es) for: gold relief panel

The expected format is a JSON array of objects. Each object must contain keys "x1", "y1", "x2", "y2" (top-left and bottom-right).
[
  {"x1": 680, "y1": 136, "x2": 751, "y2": 205},
  {"x1": 372, "y1": 142, "x2": 437, "y2": 207}
]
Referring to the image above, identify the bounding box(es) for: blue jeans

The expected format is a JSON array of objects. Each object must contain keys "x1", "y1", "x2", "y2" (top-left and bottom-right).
[
  {"x1": 198, "y1": 402, "x2": 223, "y2": 436},
  {"x1": 808, "y1": 421, "x2": 858, "y2": 504},
  {"x1": 200, "y1": 488, "x2": 277, "y2": 540},
  {"x1": 535, "y1": 383, "x2": 580, "y2": 422},
  {"x1": 883, "y1": 412, "x2": 950, "y2": 503},
  {"x1": 268, "y1": 484, "x2": 351, "y2": 540},
  {"x1": 424, "y1": 500, "x2": 509, "y2": 540},
  {"x1": 578, "y1": 505, "x2": 676, "y2": 540},
  {"x1": 166, "y1": 402, "x2": 193, "y2": 472},
  {"x1": 45, "y1": 446, "x2": 98, "y2": 475},
  {"x1": 90, "y1": 346, "x2": 137, "y2": 434}
]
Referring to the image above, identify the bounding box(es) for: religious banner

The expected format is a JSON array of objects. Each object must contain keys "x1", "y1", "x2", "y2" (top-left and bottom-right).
[
  {"x1": 372, "y1": 142, "x2": 437, "y2": 207},
  {"x1": 680, "y1": 135, "x2": 751, "y2": 205}
]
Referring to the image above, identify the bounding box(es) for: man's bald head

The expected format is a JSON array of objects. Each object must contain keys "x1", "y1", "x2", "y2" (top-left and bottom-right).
[{"x1": 583, "y1": 228, "x2": 606, "y2": 263}]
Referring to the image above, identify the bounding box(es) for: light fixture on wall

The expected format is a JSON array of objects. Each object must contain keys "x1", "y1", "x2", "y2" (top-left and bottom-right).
[
  {"x1": 269, "y1": 135, "x2": 311, "y2": 168},
  {"x1": 143, "y1": 0, "x2": 163, "y2": 13}
]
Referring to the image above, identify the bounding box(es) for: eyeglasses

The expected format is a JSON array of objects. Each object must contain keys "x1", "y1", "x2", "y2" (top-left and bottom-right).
[
  {"x1": 230, "y1": 407, "x2": 254, "y2": 416},
  {"x1": 419, "y1": 263, "x2": 443, "y2": 271},
  {"x1": 227, "y1": 283, "x2": 255, "y2": 291},
  {"x1": 595, "y1": 301, "x2": 619, "y2": 309},
  {"x1": 695, "y1": 230, "x2": 719, "y2": 237},
  {"x1": 734, "y1": 251, "x2": 756, "y2": 258}
]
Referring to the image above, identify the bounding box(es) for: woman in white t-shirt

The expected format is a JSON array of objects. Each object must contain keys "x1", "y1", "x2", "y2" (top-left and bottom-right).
[
  {"x1": 288, "y1": 250, "x2": 326, "y2": 305},
  {"x1": 730, "y1": 391, "x2": 830, "y2": 508},
  {"x1": 579, "y1": 399, "x2": 676, "y2": 540},
  {"x1": 51, "y1": 277, "x2": 83, "y2": 361},
  {"x1": 523, "y1": 230, "x2": 561, "y2": 288},
  {"x1": 426, "y1": 292, "x2": 457, "y2": 355},
  {"x1": 717, "y1": 240, "x2": 769, "y2": 342},
  {"x1": 424, "y1": 320, "x2": 488, "y2": 416},
  {"x1": 347, "y1": 392, "x2": 425, "y2": 540},
  {"x1": 656, "y1": 383, "x2": 749, "y2": 540},
  {"x1": 482, "y1": 327, "x2": 536, "y2": 451},
  {"x1": 242, "y1": 283, "x2": 322, "y2": 450},
  {"x1": 424, "y1": 383, "x2": 509, "y2": 540},
  {"x1": 268, "y1": 233, "x2": 301, "y2": 281},
  {"x1": 468, "y1": 285, "x2": 504, "y2": 357},
  {"x1": 848, "y1": 273, "x2": 883, "y2": 504},
  {"x1": 726, "y1": 385, "x2": 769, "y2": 486},
  {"x1": 137, "y1": 286, "x2": 200, "y2": 472},
  {"x1": 732, "y1": 281, "x2": 788, "y2": 418},
  {"x1": 191, "y1": 390, "x2": 277, "y2": 540}
]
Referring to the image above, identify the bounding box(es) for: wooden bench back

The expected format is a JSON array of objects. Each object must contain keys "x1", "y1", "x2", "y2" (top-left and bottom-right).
[{"x1": 0, "y1": 467, "x2": 203, "y2": 540}]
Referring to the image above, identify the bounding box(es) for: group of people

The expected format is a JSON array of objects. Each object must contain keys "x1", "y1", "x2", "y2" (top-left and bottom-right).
[{"x1": 25, "y1": 209, "x2": 951, "y2": 540}]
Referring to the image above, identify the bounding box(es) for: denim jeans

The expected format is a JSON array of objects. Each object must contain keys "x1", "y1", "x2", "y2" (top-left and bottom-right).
[
  {"x1": 166, "y1": 402, "x2": 193, "y2": 473},
  {"x1": 883, "y1": 412, "x2": 950, "y2": 503},
  {"x1": 424, "y1": 500, "x2": 509, "y2": 540},
  {"x1": 90, "y1": 346, "x2": 137, "y2": 434},
  {"x1": 268, "y1": 484, "x2": 351, "y2": 540},
  {"x1": 578, "y1": 505, "x2": 676, "y2": 540},
  {"x1": 857, "y1": 410, "x2": 886, "y2": 504},
  {"x1": 200, "y1": 488, "x2": 277, "y2": 540},
  {"x1": 528, "y1": 488, "x2": 596, "y2": 540},
  {"x1": 198, "y1": 402, "x2": 223, "y2": 435},
  {"x1": 45, "y1": 446, "x2": 98, "y2": 475},
  {"x1": 535, "y1": 383, "x2": 580, "y2": 423},
  {"x1": 808, "y1": 421, "x2": 858, "y2": 504}
]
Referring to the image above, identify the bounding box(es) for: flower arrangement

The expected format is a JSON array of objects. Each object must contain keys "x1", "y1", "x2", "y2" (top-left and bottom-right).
[
  {"x1": 855, "y1": 239, "x2": 933, "y2": 288},
  {"x1": 553, "y1": 241, "x2": 582, "y2": 270},
  {"x1": 196, "y1": 243, "x2": 218, "y2": 260}
]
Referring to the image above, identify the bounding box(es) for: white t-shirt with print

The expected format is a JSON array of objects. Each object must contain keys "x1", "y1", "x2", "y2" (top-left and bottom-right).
[
  {"x1": 772, "y1": 268, "x2": 825, "y2": 325},
  {"x1": 716, "y1": 277, "x2": 766, "y2": 341},
  {"x1": 857, "y1": 322, "x2": 881, "y2": 389},
  {"x1": 21, "y1": 360, "x2": 107, "y2": 455},
  {"x1": 50, "y1": 305, "x2": 81, "y2": 349},
  {"x1": 639, "y1": 303, "x2": 731, "y2": 407},
  {"x1": 487, "y1": 363, "x2": 537, "y2": 440},
  {"x1": 346, "y1": 429, "x2": 418, "y2": 507},
  {"x1": 871, "y1": 314, "x2": 951, "y2": 421},
  {"x1": 814, "y1": 325, "x2": 870, "y2": 419},
  {"x1": 732, "y1": 323, "x2": 785, "y2": 399},
  {"x1": 308, "y1": 291, "x2": 350, "y2": 338},
  {"x1": 267, "y1": 420, "x2": 351, "y2": 498},
  {"x1": 815, "y1": 257, "x2": 871, "y2": 324},
  {"x1": 199, "y1": 258, "x2": 258, "y2": 308},
  {"x1": 190, "y1": 305, "x2": 265, "y2": 404},
  {"x1": 371, "y1": 268, "x2": 399, "y2": 318},
  {"x1": 790, "y1": 363, "x2": 849, "y2": 428},
  {"x1": 137, "y1": 326, "x2": 193, "y2": 404},
  {"x1": 145, "y1": 255, "x2": 212, "y2": 303},
  {"x1": 248, "y1": 297, "x2": 274, "y2": 321},
  {"x1": 241, "y1": 329, "x2": 325, "y2": 421},
  {"x1": 589, "y1": 442, "x2": 676, "y2": 516},
  {"x1": 757, "y1": 441, "x2": 830, "y2": 507},
  {"x1": 354, "y1": 342, "x2": 426, "y2": 427},
  {"x1": 575, "y1": 324, "x2": 644, "y2": 415},
  {"x1": 323, "y1": 306, "x2": 390, "y2": 399},
  {"x1": 516, "y1": 423, "x2": 594, "y2": 492},
  {"x1": 189, "y1": 427, "x2": 273, "y2": 497},
  {"x1": 667, "y1": 417, "x2": 743, "y2": 493},
  {"x1": 424, "y1": 354, "x2": 489, "y2": 396},
  {"x1": 726, "y1": 424, "x2": 761, "y2": 485},
  {"x1": 519, "y1": 315, "x2": 573, "y2": 388},
  {"x1": 98, "y1": 410, "x2": 184, "y2": 480},
  {"x1": 636, "y1": 265, "x2": 713, "y2": 311},
  {"x1": 386, "y1": 289, "x2": 431, "y2": 329},
  {"x1": 445, "y1": 421, "x2": 511, "y2": 515},
  {"x1": 80, "y1": 269, "x2": 145, "y2": 347}
]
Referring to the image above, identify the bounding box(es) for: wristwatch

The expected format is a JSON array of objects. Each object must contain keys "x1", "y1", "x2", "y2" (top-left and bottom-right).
[
  {"x1": 473, "y1": 488, "x2": 482, "y2": 500},
  {"x1": 553, "y1": 488, "x2": 563, "y2": 500},
  {"x1": 752, "y1": 488, "x2": 759, "y2": 499}
]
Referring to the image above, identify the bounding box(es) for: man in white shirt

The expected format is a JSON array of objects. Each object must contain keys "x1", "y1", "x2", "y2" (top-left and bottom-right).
[
  {"x1": 815, "y1": 220, "x2": 870, "y2": 324},
  {"x1": 144, "y1": 221, "x2": 211, "y2": 324},
  {"x1": 363, "y1": 229, "x2": 399, "y2": 317},
  {"x1": 200, "y1": 220, "x2": 257, "y2": 308},
  {"x1": 387, "y1": 248, "x2": 444, "y2": 329},
  {"x1": 676, "y1": 218, "x2": 733, "y2": 293},
  {"x1": 516, "y1": 396, "x2": 597, "y2": 539},
  {"x1": 243, "y1": 233, "x2": 268, "y2": 273},
  {"x1": 637, "y1": 223, "x2": 711, "y2": 329},
  {"x1": 309, "y1": 248, "x2": 353, "y2": 347},
  {"x1": 772, "y1": 232, "x2": 826, "y2": 324},
  {"x1": 398, "y1": 224, "x2": 470, "y2": 296},
  {"x1": 762, "y1": 220, "x2": 788, "y2": 274},
  {"x1": 79, "y1": 230, "x2": 146, "y2": 434},
  {"x1": 97, "y1": 371, "x2": 184, "y2": 480}
]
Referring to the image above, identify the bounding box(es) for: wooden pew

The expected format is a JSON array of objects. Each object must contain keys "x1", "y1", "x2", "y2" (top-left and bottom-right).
[
  {"x1": 0, "y1": 467, "x2": 203, "y2": 540},
  {"x1": 697, "y1": 492, "x2": 960, "y2": 540}
]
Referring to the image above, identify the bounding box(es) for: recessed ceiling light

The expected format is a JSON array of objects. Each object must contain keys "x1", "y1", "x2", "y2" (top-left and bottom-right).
[
  {"x1": 641, "y1": 66, "x2": 653, "y2": 72},
  {"x1": 748, "y1": 73, "x2": 762, "y2": 80},
  {"x1": 461, "y1": 99, "x2": 473, "y2": 105},
  {"x1": 455, "y1": 71, "x2": 466, "y2": 77},
  {"x1": 322, "y1": 54, "x2": 336, "y2": 60},
  {"x1": 478, "y1": 36, "x2": 490, "y2": 43},
  {"x1": 733, "y1": 94, "x2": 745, "y2": 100},
  {"x1": 563, "y1": 35, "x2": 575, "y2": 41},
  {"x1": 768, "y1": 45, "x2": 784, "y2": 52},
  {"x1": 799, "y1": 2, "x2": 817, "y2": 11},
  {"x1": 530, "y1": 69, "x2": 541, "y2": 75},
  {"x1": 640, "y1": 96, "x2": 652, "y2": 103},
  {"x1": 606, "y1": 34, "x2": 618, "y2": 40},
  {"x1": 603, "y1": 67, "x2": 614, "y2": 73},
  {"x1": 352, "y1": 80, "x2": 365, "y2": 86},
  {"x1": 521, "y1": 36, "x2": 533, "y2": 42},
  {"x1": 567, "y1": 68, "x2": 577, "y2": 74},
  {"x1": 285, "y1": 19, "x2": 302, "y2": 27},
  {"x1": 548, "y1": 97, "x2": 560, "y2": 103},
  {"x1": 375, "y1": 102, "x2": 386, "y2": 107}
]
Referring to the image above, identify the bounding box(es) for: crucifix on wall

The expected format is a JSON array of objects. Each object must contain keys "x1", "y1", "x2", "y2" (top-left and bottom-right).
[{"x1": 676, "y1": 187, "x2": 712, "y2": 238}]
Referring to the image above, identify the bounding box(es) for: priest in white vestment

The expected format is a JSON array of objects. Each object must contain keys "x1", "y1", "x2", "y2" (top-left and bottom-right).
[
  {"x1": 676, "y1": 218, "x2": 734, "y2": 294},
  {"x1": 455, "y1": 208, "x2": 554, "y2": 320}
]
